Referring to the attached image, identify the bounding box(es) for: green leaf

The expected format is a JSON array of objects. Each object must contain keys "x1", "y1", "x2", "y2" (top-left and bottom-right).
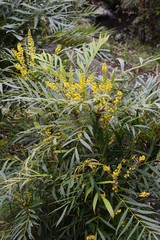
[
  {"x1": 97, "y1": 228, "x2": 106, "y2": 240},
  {"x1": 99, "y1": 217, "x2": 115, "y2": 230},
  {"x1": 85, "y1": 186, "x2": 92, "y2": 202},
  {"x1": 93, "y1": 192, "x2": 99, "y2": 214},
  {"x1": 101, "y1": 197, "x2": 114, "y2": 218},
  {"x1": 116, "y1": 209, "x2": 128, "y2": 233},
  {"x1": 117, "y1": 216, "x2": 133, "y2": 239},
  {"x1": 136, "y1": 214, "x2": 160, "y2": 224},
  {"x1": 56, "y1": 206, "x2": 68, "y2": 226},
  {"x1": 137, "y1": 229, "x2": 145, "y2": 240},
  {"x1": 126, "y1": 222, "x2": 139, "y2": 240},
  {"x1": 79, "y1": 139, "x2": 92, "y2": 152},
  {"x1": 147, "y1": 164, "x2": 160, "y2": 177},
  {"x1": 97, "y1": 181, "x2": 113, "y2": 184}
]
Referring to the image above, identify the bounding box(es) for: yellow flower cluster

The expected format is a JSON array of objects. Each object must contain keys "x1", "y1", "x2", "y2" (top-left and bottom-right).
[
  {"x1": 124, "y1": 155, "x2": 146, "y2": 179},
  {"x1": 102, "y1": 62, "x2": 108, "y2": 74},
  {"x1": 12, "y1": 30, "x2": 36, "y2": 77},
  {"x1": 99, "y1": 90, "x2": 122, "y2": 128},
  {"x1": 124, "y1": 164, "x2": 137, "y2": 179},
  {"x1": 100, "y1": 193, "x2": 106, "y2": 198},
  {"x1": 115, "y1": 209, "x2": 122, "y2": 215},
  {"x1": 103, "y1": 164, "x2": 111, "y2": 173},
  {"x1": 139, "y1": 191, "x2": 150, "y2": 198},
  {"x1": 64, "y1": 72, "x2": 87, "y2": 101},
  {"x1": 113, "y1": 91, "x2": 123, "y2": 106},
  {"x1": 112, "y1": 163, "x2": 122, "y2": 192},
  {"x1": 34, "y1": 121, "x2": 40, "y2": 127},
  {"x1": 45, "y1": 81, "x2": 57, "y2": 91},
  {"x1": 121, "y1": 221, "x2": 125, "y2": 227},
  {"x1": 108, "y1": 134, "x2": 115, "y2": 145},
  {"x1": 74, "y1": 159, "x2": 99, "y2": 173},
  {"x1": 86, "y1": 235, "x2": 95, "y2": 240},
  {"x1": 139, "y1": 155, "x2": 146, "y2": 162},
  {"x1": 55, "y1": 44, "x2": 62, "y2": 54},
  {"x1": 27, "y1": 29, "x2": 36, "y2": 64},
  {"x1": 12, "y1": 43, "x2": 27, "y2": 77},
  {"x1": 99, "y1": 80, "x2": 113, "y2": 93},
  {"x1": 77, "y1": 132, "x2": 82, "y2": 139},
  {"x1": 100, "y1": 109, "x2": 113, "y2": 127},
  {"x1": 45, "y1": 129, "x2": 52, "y2": 137}
]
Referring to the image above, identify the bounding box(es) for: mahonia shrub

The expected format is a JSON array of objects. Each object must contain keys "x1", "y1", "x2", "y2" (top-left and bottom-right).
[{"x1": 0, "y1": 31, "x2": 160, "y2": 240}]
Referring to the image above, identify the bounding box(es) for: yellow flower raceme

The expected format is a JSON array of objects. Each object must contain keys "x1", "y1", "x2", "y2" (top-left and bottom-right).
[
  {"x1": 87, "y1": 72, "x2": 96, "y2": 83},
  {"x1": 69, "y1": 65, "x2": 74, "y2": 84},
  {"x1": 79, "y1": 72, "x2": 87, "y2": 90},
  {"x1": 112, "y1": 163, "x2": 122, "y2": 192},
  {"x1": 12, "y1": 43, "x2": 28, "y2": 77},
  {"x1": 113, "y1": 91, "x2": 122, "y2": 106},
  {"x1": 99, "y1": 80, "x2": 112, "y2": 93},
  {"x1": 12, "y1": 30, "x2": 36, "y2": 77},
  {"x1": 124, "y1": 155, "x2": 146, "y2": 179},
  {"x1": 27, "y1": 29, "x2": 36, "y2": 64},
  {"x1": 139, "y1": 191, "x2": 150, "y2": 198},
  {"x1": 14, "y1": 63, "x2": 27, "y2": 77}
]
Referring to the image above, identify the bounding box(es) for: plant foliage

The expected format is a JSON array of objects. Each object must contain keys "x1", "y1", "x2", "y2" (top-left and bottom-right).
[{"x1": 0, "y1": 31, "x2": 160, "y2": 240}]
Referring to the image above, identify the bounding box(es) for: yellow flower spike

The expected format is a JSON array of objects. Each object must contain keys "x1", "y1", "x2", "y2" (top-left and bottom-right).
[
  {"x1": 14, "y1": 63, "x2": 27, "y2": 77},
  {"x1": 112, "y1": 163, "x2": 122, "y2": 192},
  {"x1": 27, "y1": 29, "x2": 36, "y2": 64},
  {"x1": 91, "y1": 82, "x2": 98, "y2": 94},
  {"x1": 99, "y1": 80, "x2": 112, "y2": 93},
  {"x1": 79, "y1": 72, "x2": 86, "y2": 90},
  {"x1": 17, "y1": 43, "x2": 23, "y2": 53},
  {"x1": 139, "y1": 191, "x2": 150, "y2": 198},
  {"x1": 87, "y1": 72, "x2": 96, "y2": 83},
  {"x1": 55, "y1": 44, "x2": 62, "y2": 54},
  {"x1": 12, "y1": 43, "x2": 28, "y2": 76},
  {"x1": 102, "y1": 62, "x2": 108, "y2": 74}
]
